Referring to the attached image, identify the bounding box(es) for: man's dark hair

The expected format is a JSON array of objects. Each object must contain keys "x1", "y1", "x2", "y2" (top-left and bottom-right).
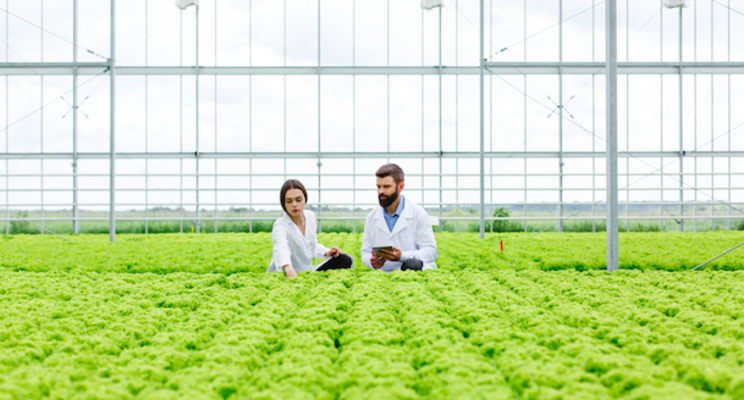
[
  {"x1": 280, "y1": 179, "x2": 308, "y2": 213},
  {"x1": 375, "y1": 163, "x2": 405, "y2": 184}
]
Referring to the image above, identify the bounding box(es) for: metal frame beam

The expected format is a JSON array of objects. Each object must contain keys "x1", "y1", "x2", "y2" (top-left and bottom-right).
[
  {"x1": 2, "y1": 215, "x2": 740, "y2": 223},
  {"x1": 606, "y1": 0, "x2": 619, "y2": 272},
  {"x1": 1, "y1": 151, "x2": 740, "y2": 160},
  {"x1": 109, "y1": 0, "x2": 116, "y2": 242},
  {"x1": 2, "y1": 63, "x2": 744, "y2": 76}
]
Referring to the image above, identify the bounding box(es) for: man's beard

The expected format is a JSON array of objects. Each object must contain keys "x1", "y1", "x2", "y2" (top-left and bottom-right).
[{"x1": 378, "y1": 188, "x2": 399, "y2": 208}]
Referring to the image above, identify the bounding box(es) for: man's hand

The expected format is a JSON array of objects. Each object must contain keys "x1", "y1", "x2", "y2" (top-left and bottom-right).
[
  {"x1": 283, "y1": 264, "x2": 298, "y2": 279},
  {"x1": 370, "y1": 250, "x2": 386, "y2": 270},
  {"x1": 324, "y1": 247, "x2": 341, "y2": 258},
  {"x1": 377, "y1": 246, "x2": 402, "y2": 261}
]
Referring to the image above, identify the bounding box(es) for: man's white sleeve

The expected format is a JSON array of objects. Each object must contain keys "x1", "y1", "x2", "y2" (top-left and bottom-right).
[
  {"x1": 400, "y1": 210, "x2": 438, "y2": 263},
  {"x1": 360, "y1": 215, "x2": 374, "y2": 269}
]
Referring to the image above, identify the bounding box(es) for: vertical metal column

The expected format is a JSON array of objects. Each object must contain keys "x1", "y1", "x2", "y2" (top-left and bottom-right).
[
  {"x1": 479, "y1": 0, "x2": 485, "y2": 239},
  {"x1": 455, "y1": 0, "x2": 459, "y2": 233},
  {"x1": 489, "y1": 0, "x2": 493, "y2": 232},
  {"x1": 679, "y1": 7, "x2": 684, "y2": 231},
  {"x1": 558, "y1": 0, "x2": 564, "y2": 233},
  {"x1": 710, "y1": 5, "x2": 714, "y2": 230},
  {"x1": 109, "y1": 0, "x2": 116, "y2": 242},
  {"x1": 179, "y1": 11, "x2": 183, "y2": 233},
  {"x1": 215, "y1": 0, "x2": 219, "y2": 234},
  {"x1": 693, "y1": 0, "x2": 697, "y2": 232},
  {"x1": 694, "y1": 0, "x2": 697, "y2": 232},
  {"x1": 660, "y1": 1, "x2": 664, "y2": 232},
  {"x1": 249, "y1": 0, "x2": 253, "y2": 233},
  {"x1": 353, "y1": 0, "x2": 357, "y2": 234},
  {"x1": 4, "y1": 0, "x2": 7, "y2": 235},
  {"x1": 438, "y1": 6, "x2": 443, "y2": 232},
  {"x1": 195, "y1": 4, "x2": 200, "y2": 233},
  {"x1": 72, "y1": 0, "x2": 79, "y2": 234},
  {"x1": 524, "y1": 0, "x2": 527, "y2": 232},
  {"x1": 421, "y1": 7, "x2": 425, "y2": 232},
  {"x1": 386, "y1": 0, "x2": 390, "y2": 169},
  {"x1": 728, "y1": 0, "x2": 732, "y2": 230},
  {"x1": 40, "y1": 0, "x2": 44, "y2": 235},
  {"x1": 606, "y1": 0, "x2": 619, "y2": 272},
  {"x1": 625, "y1": 0, "x2": 629, "y2": 232},
  {"x1": 317, "y1": 0, "x2": 322, "y2": 233},
  {"x1": 592, "y1": 0, "x2": 596, "y2": 233},
  {"x1": 145, "y1": 1, "x2": 149, "y2": 235}
]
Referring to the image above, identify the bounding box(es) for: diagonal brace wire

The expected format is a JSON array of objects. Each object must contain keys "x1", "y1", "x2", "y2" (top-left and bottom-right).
[
  {"x1": 692, "y1": 240, "x2": 744, "y2": 270},
  {"x1": 0, "y1": 207, "x2": 72, "y2": 243}
]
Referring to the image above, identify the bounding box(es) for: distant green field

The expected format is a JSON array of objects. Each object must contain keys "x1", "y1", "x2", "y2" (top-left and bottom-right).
[
  {"x1": 1, "y1": 233, "x2": 743, "y2": 399},
  {"x1": 2, "y1": 232, "x2": 743, "y2": 273}
]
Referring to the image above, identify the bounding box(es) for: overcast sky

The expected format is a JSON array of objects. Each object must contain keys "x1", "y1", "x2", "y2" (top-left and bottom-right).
[{"x1": 0, "y1": 0, "x2": 743, "y2": 213}]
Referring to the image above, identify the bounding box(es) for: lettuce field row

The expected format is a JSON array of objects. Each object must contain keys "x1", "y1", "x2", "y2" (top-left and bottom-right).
[
  {"x1": 1, "y1": 269, "x2": 743, "y2": 399},
  {"x1": 2, "y1": 232, "x2": 744, "y2": 274}
]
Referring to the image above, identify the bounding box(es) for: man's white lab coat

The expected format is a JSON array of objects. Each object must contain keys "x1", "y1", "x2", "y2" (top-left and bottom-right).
[{"x1": 361, "y1": 197, "x2": 438, "y2": 272}]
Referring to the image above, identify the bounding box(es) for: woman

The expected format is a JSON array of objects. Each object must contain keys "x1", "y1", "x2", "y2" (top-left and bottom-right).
[{"x1": 267, "y1": 179, "x2": 353, "y2": 278}]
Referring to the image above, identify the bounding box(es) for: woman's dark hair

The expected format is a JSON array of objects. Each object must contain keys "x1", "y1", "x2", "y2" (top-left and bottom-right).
[{"x1": 280, "y1": 179, "x2": 308, "y2": 213}]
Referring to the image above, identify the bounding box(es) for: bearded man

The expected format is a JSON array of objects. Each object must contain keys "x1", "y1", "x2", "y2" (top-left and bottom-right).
[{"x1": 360, "y1": 163, "x2": 438, "y2": 272}]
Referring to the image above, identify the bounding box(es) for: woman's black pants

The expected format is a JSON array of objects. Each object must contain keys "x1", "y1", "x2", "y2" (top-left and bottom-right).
[{"x1": 316, "y1": 253, "x2": 354, "y2": 271}]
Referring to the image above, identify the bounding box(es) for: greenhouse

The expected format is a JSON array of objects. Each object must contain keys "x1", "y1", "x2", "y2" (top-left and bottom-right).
[{"x1": 1, "y1": 0, "x2": 743, "y2": 398}]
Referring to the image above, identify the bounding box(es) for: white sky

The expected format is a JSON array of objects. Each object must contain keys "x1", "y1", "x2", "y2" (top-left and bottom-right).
[{"x1": 0, "y1": 0, "x2": 743, "y2": 212}]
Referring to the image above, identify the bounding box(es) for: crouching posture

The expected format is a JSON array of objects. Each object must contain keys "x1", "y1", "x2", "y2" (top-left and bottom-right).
[
  {"x1": 267, "y1": 179, "x2": 353, "y2": 278},
  {"x1": 361, "y1": 163, "x2": 438, "y2": 272}
]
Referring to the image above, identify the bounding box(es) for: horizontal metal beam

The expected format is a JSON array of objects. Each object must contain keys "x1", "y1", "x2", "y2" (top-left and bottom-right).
[
  {"x1": 484, "y1": 61, "x2": 744, "y2": 75},
  {"x1": 1, "y1": 151, "x2": 741, "y2": 160},
  {"x1": 5, "y1": 201, "x2": 739, "y2": 207},
  {"x1": 1, "y1": 187, "x2": 740, "y2": 192},
  {"x1": 3, "y1": 172, "x2": 742, "y2": 178},
  {"x1": 0, "y1": 62, "x2": 743, "y2": 76},
  {"x1": 0, "y1": 62, "x2": 110, "y2": 75},
  {"x1": 0, "y1": 65, "x2": 479, "y2": 76},
  {"x1": 1, "y1": 215, "x2": 740, "y2": 222}
]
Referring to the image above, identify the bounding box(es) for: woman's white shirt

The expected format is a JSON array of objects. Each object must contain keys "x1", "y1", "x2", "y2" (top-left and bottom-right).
[{"x1": 267, "y1": 210, "x2": 331, "y2": 273}]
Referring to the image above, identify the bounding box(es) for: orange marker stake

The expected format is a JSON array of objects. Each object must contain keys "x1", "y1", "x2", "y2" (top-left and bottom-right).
[{"x1": 500, "y1": 240, "x2": 503, "y2": 253}]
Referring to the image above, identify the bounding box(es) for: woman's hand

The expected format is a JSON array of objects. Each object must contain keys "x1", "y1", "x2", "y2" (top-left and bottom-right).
[
  {"x1": 283, "y1": 264, "x2": 297, "y2": 279},
  {"x1": 324, "y1": 247, "x2": 341, "y2": 258}
]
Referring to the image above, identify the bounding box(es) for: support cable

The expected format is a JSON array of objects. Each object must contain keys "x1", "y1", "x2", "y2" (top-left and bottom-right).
[
  {"x1": 529, "y1": 119, "x2": 744, "y2": 237},
  {"x1": 0, "y1": 206, "x2": 72, "y2": 241},
  {"x1": 76, "y1": 105, "x2": 182, "y2": 209},
  {"x1": 494, "y1": 68, "x2": 743, "y2": 218},
  {"x1": 488, "y1": 2, "x2": 605, "y2": 59},
  {"x1": 710, "y1": 0, "x2": 744, "y2": 17},
  {"x1": 2, "y1": 107, "x2": 75, "y2": 176},
  {"x1": 3, "y1": 7, "x2": 185, "y2": 230},
  {"x1": 0, "y1": 33, "x2": 109, "y2": 128},
  {"x1": 0, "y1": 35, "x2": 179, "y2": 232},
  {"x1": 0, "y1": 67, "x2": 107, "y2": 242},
  {"x1": 63, "y1": 8, "x2": 181, "y2": 111},
  {"x1": 0, "y1": 6, "x2": 107, "y2": 60},
  {"x1": 118, "y1": 9, "x2": 179, "y2": 66},
  {"x1": 0, "y1": 107, "x2": 75, "y2": 241},
  {"x1": 0, "y1": 70, "x2": 107, "y2": 137},
  {"x1": 490, "y1": 5, "x2": 662, "y2": 128},
  {"x1": 692, "y1": 240, "x2": 744, "y2": 270},
  {"x1": 455, "y1": 4, "x2": 681, "y2": 218},
  {"x1": 447, "y1": 0, "x2": 499, "y2": 58}
]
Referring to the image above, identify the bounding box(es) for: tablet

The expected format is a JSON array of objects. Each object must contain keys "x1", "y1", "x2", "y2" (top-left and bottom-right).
[{"x1": 372, "y1": 245, "x2": 393, "y2": 255}]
